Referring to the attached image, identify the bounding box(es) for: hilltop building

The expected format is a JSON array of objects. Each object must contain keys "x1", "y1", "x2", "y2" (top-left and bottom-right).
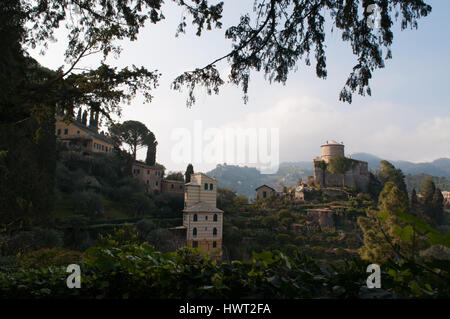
[
  {"x1": 255, "y1": 185, "x2": 276, "y2": 199},
  {"x1": 55, "y1": 115, "x2": 114, "y2": 153},
  {"x1": 182, "y1": 173, "x2": 224, "y2": 260},
  {"x1": 313, "y1": 140, "x2": 369, "y2": 192}
]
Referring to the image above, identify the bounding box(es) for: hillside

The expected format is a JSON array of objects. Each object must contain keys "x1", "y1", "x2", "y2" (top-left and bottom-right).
[
  {"x1": 207, "y1": 163, "x2": 314, "y2": 198},
  {"x1": 351, "y1": 153, "x2": 450, "y2": 178},
  {"x1": 208, "y1": 155, "x2": 450, "y2": 198}
]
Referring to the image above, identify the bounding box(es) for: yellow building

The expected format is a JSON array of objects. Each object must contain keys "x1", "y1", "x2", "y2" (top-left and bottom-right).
[
  {"x1": 55, "y1": 116, "x2": 114, "y2": 153},
  {"x1": 132, "y1": 161, "x2": 164, "y2": 192},
  {"x1": 183, "y1": 173, "x2": 223, "y2": 259}
]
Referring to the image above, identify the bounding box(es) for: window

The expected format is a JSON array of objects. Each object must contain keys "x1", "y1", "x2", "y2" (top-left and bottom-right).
[
  {"x1": 213, "y1": 228, "x2": 217, "y2": 237},
  {"x1": 204, "y1": 183, "x2": 208, "y2": 190},
  {"x1": 210, "y1": 183, "x2": 213, "y2": 190},
  {"x1": 171, "y1": 184, "x2": 174, "y2": 189},
  {"x1": 213, "y1": 214, "x2": 218, "y2": 222},
  {"x1": 263, "y1": 191, "x2": 267, "y2": 198},
  {"x1": 77, "y1": 130, "x2": 80, "y2": 134},
  {"x1": 155, "y1": 171, "x2": 157, "y2": 175},
  {"x1": 192, "y1": 241, "x2": 198, "y2": 248},
  {"x1": 64, "y1": 128, "x2": 68, "y2": 135},
  {"x1": 193, "y1": 228, "x2": 197, "y2": 237},
  {"x1": 180, "y1": 185, "x2": 183, "y2": 189},
  {"x1": 156, "y1": 181, "x2": 158, "y2": 186},
  {"x1": 147, "y1": 170, "x2": 150, "y2": 175},
  {"x1": 213, "y1": 241, "x2": 217, "y2": 248},
  {"x1": 205, "y1": 215, "x2": 208, "y2": 220},
  {"x1": 146, "y1": 180, "x2": 149, "y2": 185},
  {"x1": 193, "y1": 214, "x2": 197, "y2": 222},
  {"x1": 57, "y1": 128, "x2": 61, "y2": 135},
  {"x1": 105, "y1": 147, "x2": 108, "y2": 152}
]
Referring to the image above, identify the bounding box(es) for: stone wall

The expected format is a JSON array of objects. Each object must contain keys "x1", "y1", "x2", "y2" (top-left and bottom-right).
[{"x1": 313, "y1": 158, "x2": 369, "y2": 192}]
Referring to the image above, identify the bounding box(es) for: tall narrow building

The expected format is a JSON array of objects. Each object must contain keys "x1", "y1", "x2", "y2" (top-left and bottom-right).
[{"x1": 183, "y1": 173, "x2": 223, "y2": 260}]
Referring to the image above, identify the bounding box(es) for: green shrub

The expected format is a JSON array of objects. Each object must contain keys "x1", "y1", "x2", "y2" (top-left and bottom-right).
[
  {"x1": 18, "y1": 248, "x2": 84, "y2": 268},
  {"x1": 0, "y1": 244, "x2": 448, "y2": 298},
  {"x1": 72, "y1": 191, "x2": 104, "y2": 218},
  {"x1": 275, "y1": 233, "x2": 291, "y2": 245},
  {"x1": 1, "y1": 228, "x2": 63, "y2": 255}
]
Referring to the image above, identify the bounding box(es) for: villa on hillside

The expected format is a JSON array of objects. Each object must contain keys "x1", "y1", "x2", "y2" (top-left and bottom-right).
[
  {"x1": 161, "y1": 180, "x2": 185, "y2": 194},
  {"x1": 55, "y1": 114, "x2": 114, "y2": 154},
  {"x1": 132, "y1": 161, "x2": 164, "y2": 192},
  {"x1": 131, "y1": 161, "x2": 185, "y2": 196}
]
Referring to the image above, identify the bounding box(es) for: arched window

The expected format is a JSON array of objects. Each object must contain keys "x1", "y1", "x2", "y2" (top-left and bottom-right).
[
  {"x1": 213, "y1": 228, "x2": 217, "y2": 237},
  {"x1": 213, "y1": 214, "x2": 218, "y2": 222},
  {"x1": 213, "y1": 241, "x2": 217, "y2": 248},
  {"x1": 193, "y1": 228, "x2": 197, "y2": 237},
  {"x1": 193, "y1": 214, "x2": 197, "y2": 222}
]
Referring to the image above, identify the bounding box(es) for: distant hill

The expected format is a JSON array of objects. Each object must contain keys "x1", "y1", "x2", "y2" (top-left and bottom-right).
[
  {"x1": 351, "y1": 153, "x2": 450, "y2": 178},
  {"x1": 207, "y1": 154, "x2": 450, "y2": 198},
  {"x1": 207, "y1": 163, "x2": 314, "y2": 199}
]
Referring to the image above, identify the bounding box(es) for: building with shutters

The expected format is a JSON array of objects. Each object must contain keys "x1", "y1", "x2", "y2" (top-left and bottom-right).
[{"x1": 182, "y1": 173, "x2": 223, "y2": 259}]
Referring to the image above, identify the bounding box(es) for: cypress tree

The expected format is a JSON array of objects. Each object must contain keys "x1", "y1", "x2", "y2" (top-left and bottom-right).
[
  {"x1": 185, "y1": 164, "x2": 194, "y2": 183},
  {"x1": 410, "y1": 188, "x2": 418, "y2": 213},
  {"x1": 81, "y1": 110, "x2": 87, "y2": 125},
  {"x1": 431, "y1": 188, "x2": 444, "y2": 224}
]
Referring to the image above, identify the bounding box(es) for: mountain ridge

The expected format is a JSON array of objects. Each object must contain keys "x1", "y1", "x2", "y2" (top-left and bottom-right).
[{"x1": 206, "y1": 154, "x2": 450, "y2": 198}]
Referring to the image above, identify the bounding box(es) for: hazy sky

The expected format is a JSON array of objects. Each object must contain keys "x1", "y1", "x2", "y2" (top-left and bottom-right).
[{"x1": 31, "y1": 0, "x2": 450, "y2": 174}]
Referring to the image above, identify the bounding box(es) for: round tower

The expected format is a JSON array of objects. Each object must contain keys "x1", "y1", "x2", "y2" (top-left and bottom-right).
[{"x1": 320, "y1": 140, "x2": 344, "y2": 162}]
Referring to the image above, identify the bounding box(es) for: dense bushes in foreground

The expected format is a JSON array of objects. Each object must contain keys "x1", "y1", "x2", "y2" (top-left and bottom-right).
[{"x1": 1, "y1": 243, "x2": 449, "y2": 299}]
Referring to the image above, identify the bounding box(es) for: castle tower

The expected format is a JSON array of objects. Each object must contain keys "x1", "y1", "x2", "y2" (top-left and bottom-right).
[
  {"x1": 320, "y1": 140, "x2": 344, "y2": 163},
  {"x1": 183, "y1": 173, "x2": 223, "y2": 260},
  {"x1": 313, "y1": 140, "x2": 369, "y2": 191}
]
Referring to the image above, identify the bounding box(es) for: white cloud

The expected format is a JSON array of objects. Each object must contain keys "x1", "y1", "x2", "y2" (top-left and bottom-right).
[{"x1": 221, "y1": 96, "x2": 450, "y2": 164}]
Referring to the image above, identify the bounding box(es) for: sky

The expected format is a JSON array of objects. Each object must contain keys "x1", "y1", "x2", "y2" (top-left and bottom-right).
[{"x1": 30, "y1": 0, "x2": 450, "y2": 174}]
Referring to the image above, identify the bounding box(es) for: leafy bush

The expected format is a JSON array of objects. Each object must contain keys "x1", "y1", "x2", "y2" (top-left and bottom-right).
[
  {"x1": 135, "y1": 219, "x2": 156, "y2": 239},
  {"x1": 18, "y1": 248, "x2": 84, "y2": 268},
  {"x1": 1, "y1": 228, "x2": 63, "y2": 256},
  {"x1": 275, "y1": 233, "x2": 291, "y2": 245},
  {"x1": 71, "y1": 191, "x2": 104, "y2": 218},
  {"x1": 0, "y1": 244, "x2": 448, "y2": 298}
]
